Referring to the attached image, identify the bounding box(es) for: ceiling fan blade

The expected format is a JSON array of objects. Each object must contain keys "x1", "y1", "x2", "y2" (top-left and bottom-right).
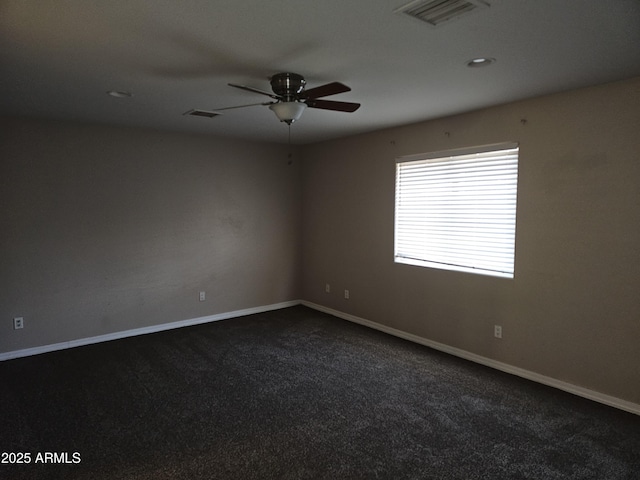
[
  {"x1": 306, "y1": 99, "x2": 361, "y2": 112},
  {"x1": 213, "y1": 101, "x2": 274, "y2": 111},
  {"x1": 301, "y1": 82, "x2": 351, "y2": 99},
  {"x1": 228, "y1": 83, "x2": 280, "y2": 99}
]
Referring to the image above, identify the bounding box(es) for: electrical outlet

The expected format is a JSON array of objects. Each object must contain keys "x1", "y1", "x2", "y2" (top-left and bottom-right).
[
  {"x1": 14, "y1": 317, "x2": 24, "y2": 330},
  {"x1": 325, "y1": 283, "x2": 331, "y2": 293},
  {"x1": 494, "y1": 325, "x2": 502, "y2": 339},
  {"x1": 344, "y1": 289, "x2": 350, "y2": 299},
  {"x1": 199, "y1": 291, "x2": 206, "y2": 302}
]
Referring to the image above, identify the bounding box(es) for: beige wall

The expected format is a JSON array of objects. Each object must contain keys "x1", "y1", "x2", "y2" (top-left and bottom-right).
[
  {"x1": 301, "y1": 77, "x2": 640, "y2": 404},
  {"x1": 0, "y1": 118, "x2": 302, "y2": 353}
]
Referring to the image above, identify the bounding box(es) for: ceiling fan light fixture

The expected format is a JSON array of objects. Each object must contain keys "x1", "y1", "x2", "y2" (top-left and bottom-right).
[{"x1": 269, "y1": 101, "x2": 307, "y2": 125}]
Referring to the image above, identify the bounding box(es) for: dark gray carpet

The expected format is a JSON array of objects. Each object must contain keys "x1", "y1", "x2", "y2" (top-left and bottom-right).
[{"x1": 1, "y1": 306, "x2": 639, "y2": 479}]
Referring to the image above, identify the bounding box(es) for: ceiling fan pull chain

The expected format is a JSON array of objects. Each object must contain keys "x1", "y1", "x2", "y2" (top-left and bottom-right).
[{"x1": 287, "y1": 123, "x2": 295, "y2": 165}]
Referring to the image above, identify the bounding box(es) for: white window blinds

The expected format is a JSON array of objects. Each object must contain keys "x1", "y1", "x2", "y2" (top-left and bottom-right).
[{"x1": 394, "y1": 143, "x2": 519, "y2": 278}]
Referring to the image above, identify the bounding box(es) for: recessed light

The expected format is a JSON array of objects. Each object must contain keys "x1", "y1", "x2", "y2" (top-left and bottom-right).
[
  {"x1": 466, "y1": 57, "x2": 496, "y2": 68},
  {"x1": 107, "y1": 90, "x2": 133, "y2": 98}
]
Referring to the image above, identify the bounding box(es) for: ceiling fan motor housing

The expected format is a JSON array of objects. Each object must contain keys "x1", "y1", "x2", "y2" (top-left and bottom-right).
[{"x1": 270, "y1": 73, "x2": 306, "y2": 101}]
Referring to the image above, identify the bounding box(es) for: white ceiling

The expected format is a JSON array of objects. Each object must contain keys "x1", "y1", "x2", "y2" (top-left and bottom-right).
[{"x1": 2, "y1": 0, "x2": 640, "y2": 145}]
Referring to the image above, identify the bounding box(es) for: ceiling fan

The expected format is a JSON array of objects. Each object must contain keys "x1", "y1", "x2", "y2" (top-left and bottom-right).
[{"x1": 212, "y1": 72, "x2": 361, "y2": 125}]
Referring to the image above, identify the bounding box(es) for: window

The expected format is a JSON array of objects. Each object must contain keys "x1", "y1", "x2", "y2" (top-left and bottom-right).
[{"x1": 394, "y1": 143, "x2": 519, "y2": 278}]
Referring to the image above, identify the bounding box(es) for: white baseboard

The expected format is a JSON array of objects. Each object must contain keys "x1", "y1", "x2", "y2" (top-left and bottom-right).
[
  {"x1": 301, "y1": 301, "x2": 640, "y2": 417},
  {"x1": 4, "y1": 299, "x2": 638, "y2": 416},
  {"x1": 0, "y1": 300, "x2": 301, "y2": 362}
]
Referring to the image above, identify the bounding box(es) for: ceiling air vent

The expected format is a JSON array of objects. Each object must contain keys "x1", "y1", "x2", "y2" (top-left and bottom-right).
[
  {"x1": 183, "y1": 109, "x2": 221, "y2": 118},
  {"x1": 394, "y1": 0, "x2": 489, "y2": 27}
]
